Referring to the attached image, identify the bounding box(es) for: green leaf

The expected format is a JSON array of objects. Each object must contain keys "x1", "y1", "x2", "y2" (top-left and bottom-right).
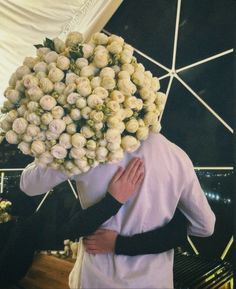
[
  {"x1": 34, "y1": 44, "x2": 44, "y2": 49},
  {"x1": 69, "y1": 50, "x2": 83, "y2": 60},
  {"x1": 43, "y1": 38, "x2": 55, "y2": 51}
]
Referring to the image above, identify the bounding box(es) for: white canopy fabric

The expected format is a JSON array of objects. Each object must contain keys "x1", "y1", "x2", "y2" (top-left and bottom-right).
[{"x1": 0, "y1": 0, "x2": 122, "y2": 105}]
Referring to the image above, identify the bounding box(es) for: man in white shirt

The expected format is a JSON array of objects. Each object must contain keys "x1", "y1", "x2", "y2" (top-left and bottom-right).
[{"x1": 20, "y1": 132, "x2": 215, "y2": 289}]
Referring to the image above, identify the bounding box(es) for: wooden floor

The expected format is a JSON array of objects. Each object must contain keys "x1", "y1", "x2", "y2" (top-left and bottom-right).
[{"x1": 19, "y1": 254, "x2": 75, "y2": 289}]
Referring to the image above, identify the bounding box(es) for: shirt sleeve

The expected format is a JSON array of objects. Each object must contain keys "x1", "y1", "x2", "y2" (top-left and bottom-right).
[
  {"x1": 20, "y1": 162, "x2": 69, "y2": 196},
  {"x1": 178, "y1": 158, "x2": 216, "y2": 237},
  {"x1": 115, "y1": 209, "x2": 188, "y2": 256}
]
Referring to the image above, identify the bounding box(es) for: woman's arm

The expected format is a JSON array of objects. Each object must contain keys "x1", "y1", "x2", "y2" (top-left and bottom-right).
[
  {"x1": 43, "y1": 157, "x2": 144, "y2": 244},
  {"x1": 83, "y1": 209, "x2": 188, "y2": 256}
]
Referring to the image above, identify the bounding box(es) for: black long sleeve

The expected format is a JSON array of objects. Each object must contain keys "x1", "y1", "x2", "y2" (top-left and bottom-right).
[
  {"x1": 115, "y1": 209, "x2": 188, "y2": 256},
  {"x1": 63, "y1": 193, "x2": 122, "y2": 239}
]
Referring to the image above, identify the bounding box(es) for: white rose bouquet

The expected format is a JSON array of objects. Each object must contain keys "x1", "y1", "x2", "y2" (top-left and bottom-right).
[
  {"x1": 0, "y1": 32, "x2": 167, "y2": 176},
  {"x1": 0, "y1": 198, "x2": 12, "y2": 223}
]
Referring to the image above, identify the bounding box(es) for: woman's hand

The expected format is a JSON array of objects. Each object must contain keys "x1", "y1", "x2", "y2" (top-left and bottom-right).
[
  {"x1": 83, "y1": 229, "x2": 118, "y2": 254},
  {"x1": 108, "y1": 157, "x2": 144, "y2": 204}
]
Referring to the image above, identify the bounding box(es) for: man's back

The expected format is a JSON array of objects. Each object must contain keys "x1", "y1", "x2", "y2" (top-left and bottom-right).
[{"x1": 69, "y1": 133, "x2": 215, "y2": 288}]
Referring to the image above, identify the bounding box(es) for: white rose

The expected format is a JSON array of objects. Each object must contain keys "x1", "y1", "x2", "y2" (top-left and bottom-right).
[
  {"x1": 155, "y1": 92, "x2": 167, "y2": 110},
  {"x1": 5, "y1": 110, "x2": 18, "y2": 122},
  {"x1": 59, "y1": 133, "x2": 72, "y2": 149},
  {"x1": 82, "y1": 44, "x2": 94, "y2": 58},
  {"x1": 110, "y1": 90, "x2": 125, "y2": 103},
  {"x1": 150, "y1": 121, "x2": 162, "y2": 133},
  {"x1": 70, "y1": 147, "x2": 86, "y2": 159},
  {"x1": 151, "y1": 77, "x2": 160, "y2": 91},
  {"x1": 46, "y1": 130, "x2": 60, "y2": 140},
  {"x1": 93, "y1": 87, "x2": 108, "y2": 99},
  {"x1": 31, "y1": 140, "x2": 45, "y2": 155},
  {"x1": 101, "y1": 76, "x2": 116, "y2": 91},
  {"x1": 70, "y1": 166, "x2": 82, "y2": 175},
  {"x1": 12, "y1": 118, "x2": 28, "y2": 134},
  {"x1": 118, "y1": 71, "x2": 130, "y2": 80},
  {"x1": 121, "y1": 135, "x2": 140, "y2": 152},
  {"x1": 44, "y1": 51, "x2": 58, "y2": 63},
  {"x1": 17, "y1": 105, "x2": 27, "y2": 117},
  {"x1": 86, "y1": 140, "x2": 96, "y2": 150},
  {"x1": 96, "y1": 147, "x2": 108, "y2": 162},
  {"x1": 66, "y1": 73, "x2": 78, "y2": 85},
  {"x1": 54, "y1": 82, "x2": 65, "y2": 94},
  {"x1": 120, "y1": 49, "x2": 133, "y2": 64},
  {"x1": 27, "y1": 101, "x2": 39, "y2": 112},
  {"x1": 23, "y1": 75, "x2": 38, "y2": 88},
  {"x1": 5, "y1": 89, "x2": 20, "y2": 103},
  {"x1": 100, "y1": 67, "x2": 115, "y2": 79},
  {"x1": 132, "y1": 63, "x2": 145, "y2": 72},
  {"x1": 93, "y1": 52, "x2": 109, "y2": 68},
  {"x1": 98, "y1": 139, "x2": 107, "y2": 147},
  {"x1": 76, "y1": 81, "x2": 92, "y2": 97},
  {"x1": 81, "y1": 106, "x2": 92, "y2": 119},
  {"x1": 47, "y1": 62, "x2": 57, "y2": 71},
  {"x1": 76, "y1": 97, "x2": 87, "y2": 109},
  {"x1": 107, "y1": 41, "x2": 123, "y2": 54},
  {"x1": 34, "y1": 131, "x2": 46, "y2": 141},
  {"x1": 53, "y1": 37, "x2": 66, "y2": 53},
  {"x1": 87, "y1": 94, "x2": 103, "y2": 109},
  {"x1": 51, "y1": 144, "x2": 67, "y2": 159},
  {"x1": 118, "y1": 79, "x2": 136, "y2": 95},
  {"x1": 94, "y1": 122, "x2": 103, "y2": 131},
  {"x1": 70, "y1": 108, "x2": 81, "y2": 121},
  {"x1": 71, "y1": 133, "x2": 86, "y2": 148},
  {"x1": 65, "y1": 32, "x2": 83, "y2": 47},
  {"x1": 66, "y1": 123, "x2": 77, "y2": 134},
  {"x1": 51, "y1": 106, "x2": 64, "y2": 119},
  {"x1": 15, "y1": 80, "x2": 25, "y2": 93},
  {"x1": 40, "y1": 95, "x2": 57, "y2": 110},
  {"x1": 108, "y1": 149, "x2": 124, "y2": 163},
  {"x1": 49, "y1": 161, "x2": 60, "y2": 170},
  {"x1": 90, "y1": 77, "x2": 101, "y2": 89},
  {"x1": 48, "y1": 68, "x2": 64, "y2": 83},
  {"x1": 92, "y1": 32, "x2": 108, "y2": 45},
  {"x1": 56, "y1": 56, "x2": 70, "y2": 70},
  {"x1": 108, "y1": 34, "x2": 124, "y2": 45},
  {"x1": 80, "y1": 65, "x2": 97, "y2": 78},
  {"x1": 86, "y1": 149, "x2": 96, "y2": 159},
  {"x1": 145, "y1": 103, "x2": 157, "y2": 112},
  {"x1": 18, "y1": 142, "x2": 31, "y2": 155},
  {"x1": 35, "y1": 71, "x2": 47, "y2": 80},
  {"x1": 111, "y1": 65, "x2": 121, "y2": 74},
  {"x1": 132, "y1": 71, "x2": 145, "y2": 87},
  {"x1": 36, "y1": 47, "x2": 50, "y2": 59},
  {"x1": 107, "y1": 116, "x2": 120, "y2": 127},
  {"x1": 0, "y1": 118, "x2": 12, "y2": 131},
  {"x1": 105, "y1": 128, "x2": 121, "y2": 143},
  {"x1": 123, "y1": 108, "x2": 133, "y2": 118},
  {"x1": 5, "y1": 130, "x2": 18, "y2": 144},
  {"x1": 27, "y1": 86, "x2": 44, "y2": 101},
  {"x1": 121, "y1": 63, "x2": 135, "y2": 75},
  {"x1": 49, "y1": 119, "x2": 66, "y2": 134},
  {"x1": 64, "y1": 83, "x2": 76, "y2": 96},
  {"x1": 15, "y1": 65, "x2": 31, "y2": 79},
  {"x1": 136, "y1": 126, "x2": 149, "y2": 140},
  {"x1": 136, "y1": 99, "x2": 143, "y2": 111},
  {"x1": 27, "y1": 112, "x2": 41, "y2": 125},
  {"x1": 41, "y1": 112, "x2": 53, "y2": 125},
  {"x1": 22, "y1": 134, "x2": 33, "y2": 142},
  {"x1": 33, "y1": 62, "x2": 48, "y2": 73},
  {"x1": 107, "y1": 142, "x2": 121, "y2": 152},
  {"x1": 75, "y1": 58, "x2": 88, "y2": 69},
  {"x1": 80, "y1": 126, "x2": 95, "y2": 138},
  {"x1": 90, "y1": 111, "x2": 104, "y2": 123},
  {"x1": 38, "y1": 151, "x2": 54, "y2": 165},
  {"x1": 23, "y1": 56, "x2": 37, "y2": 69},
  {"x1": 124, "y1": 96, "x2": 137, "y2": 109},
  {"x1": 144, "y1": 112, "x2": 157, "y2": 126},
  {"x1": 106, "y1": 101, "x2": 120, "y2": 113},
  {"x1": 139, "y1": 87, "x2": 152, "y2": 100},
  {"x1": 39, "y1": 78, "x2": 54, "y2": 93},
  {"x1": 125, "y1": 118, "x2": 139, "y2": 133},
  {"x1": 8, "y1": 72, "x2": 17, "y2": 87},
  {"x1": 74, "y1": 158, "x2": 88, "y2": 171},
  {"x1": 26, "y1": 124, "x2": 40, "y2": 137},
  {"x1": 67, "y1": 93, "x2": 79, "y2": 104},
  {"x1": 62, "y1": 115, "x2": 73, "y2": 125}
]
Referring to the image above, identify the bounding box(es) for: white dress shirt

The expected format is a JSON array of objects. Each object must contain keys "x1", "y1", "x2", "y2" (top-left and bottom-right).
[{"x1": 20, "y1": 133, "x2": 215, "y2": 289}]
